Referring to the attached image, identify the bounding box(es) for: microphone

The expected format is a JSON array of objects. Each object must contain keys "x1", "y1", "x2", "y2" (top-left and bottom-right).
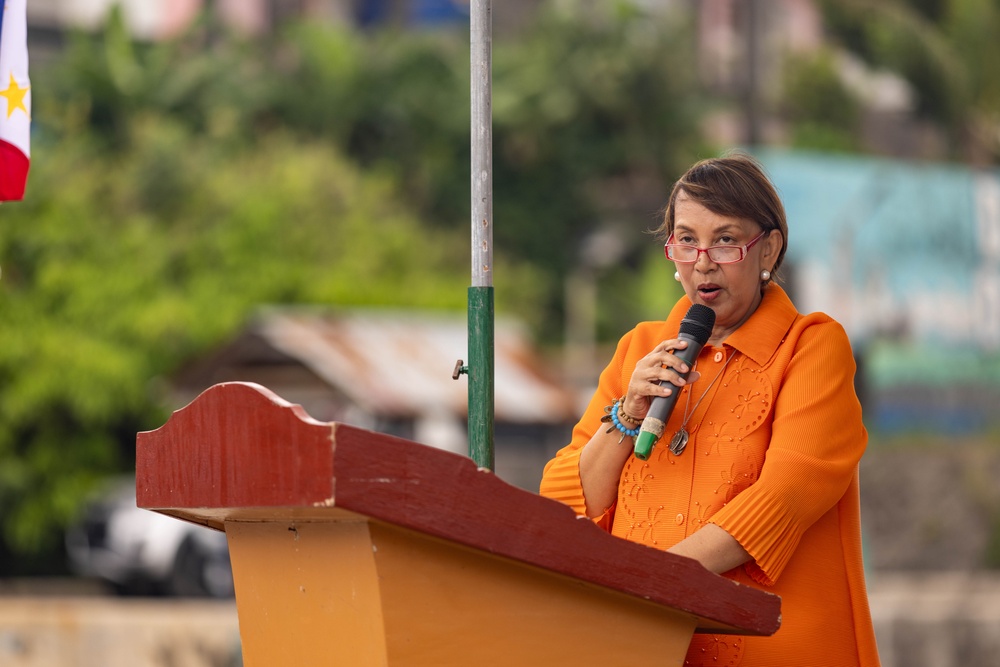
[{"x1": 633, "y1": 304, "x2": 716, "y2": 460}]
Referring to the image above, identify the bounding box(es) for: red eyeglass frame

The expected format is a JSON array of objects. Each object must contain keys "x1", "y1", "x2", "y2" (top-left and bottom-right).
[{"x1": 664, "y1": 230, "x2": 768, "y2": 264}]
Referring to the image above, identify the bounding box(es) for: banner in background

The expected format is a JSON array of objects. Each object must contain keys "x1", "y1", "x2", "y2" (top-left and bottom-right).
[{"x1": 0, "y1": 0, "x2": 30, "y2": 201}]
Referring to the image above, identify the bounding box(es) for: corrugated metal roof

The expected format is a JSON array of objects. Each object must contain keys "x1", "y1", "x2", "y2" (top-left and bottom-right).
[{"x1": 255, "y1": 308, "x2": 576, "y2": 423}]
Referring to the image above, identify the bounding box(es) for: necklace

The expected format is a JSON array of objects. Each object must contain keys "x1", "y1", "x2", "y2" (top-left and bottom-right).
[{"x1": 668, "y1": 348, "x2": 737, "y2": 456}]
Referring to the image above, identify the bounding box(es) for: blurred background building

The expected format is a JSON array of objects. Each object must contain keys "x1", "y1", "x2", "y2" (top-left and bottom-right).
[
  {"x1": 26, "y1": 0, "x2": 477, "y2": 38},
  {"x1": 170, "y1": 307, "x2": 577, "y2": 490}
]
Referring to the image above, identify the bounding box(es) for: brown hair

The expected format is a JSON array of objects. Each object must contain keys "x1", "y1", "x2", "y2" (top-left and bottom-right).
[{"x1": 657, "y1": 152, "x2": 788, "y2": 277}]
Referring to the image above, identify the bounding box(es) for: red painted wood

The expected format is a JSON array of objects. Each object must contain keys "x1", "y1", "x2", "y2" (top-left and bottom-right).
[
  {"x1": 137, "y1": 382, "x2": 780, "y2": 636},
  {"x1": 137, "y1": 382, "x2": 335, "y2": 509}
]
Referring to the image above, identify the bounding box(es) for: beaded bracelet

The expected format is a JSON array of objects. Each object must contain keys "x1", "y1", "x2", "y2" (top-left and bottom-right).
[
  {"x1": 608, "y1": 399, "x2": 640, "y2": 442},
  {"x1": 617, "y1": 403, "x2": 642, "y2": 427}
]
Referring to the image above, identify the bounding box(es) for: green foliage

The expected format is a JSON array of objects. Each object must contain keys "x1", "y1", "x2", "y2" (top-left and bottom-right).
[
  {"x1": 0, "y1": 112, "x2": 542, "y2": 559},
  {"x1": 268, "y1": 22, "x2": 471, "y2": 223},
  {"x1": 782, "y1": 48, "x2": 862, "y2": 153},
  {"x1": 491, "y1": 4, "x2": 703, "y2": 335},
  {"x1": 820, "y1": 0, "x2": 1000, "y2": 161},
  {"x1": 263, "y1": 6, "x2": 704, "y2": 336},
  {"x1": 48, "y1": 7, "x2": 275, "y2": 148},
  {"x1": 0, "y1": 2, "x2": 703, "y2": 563},
  {"x1": 490, "y1": 4, "x2": 703, "y2": 272}
]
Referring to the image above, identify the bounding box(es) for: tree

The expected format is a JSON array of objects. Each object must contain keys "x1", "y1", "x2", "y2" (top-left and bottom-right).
[
  {"x1": 0, "y1": 108, "x2": 540, "y2": 569},
  {"x1": 0, "y1": 2, "x2": 707, "y2": 567},
  {"x1": 781, "y1": 47, "x2": 862, "y2": 153},
  {"x1": 820, "y1": 0, "x2": 1000, "y2": 163},
  {"x1": 263, "y1": 4, "x2": 705, "y2": 338}
]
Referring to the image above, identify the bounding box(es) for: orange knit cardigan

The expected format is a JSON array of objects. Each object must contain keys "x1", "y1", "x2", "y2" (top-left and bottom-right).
[{"x1": 540, "y1": 286, "x2": 880, "y2": 666}]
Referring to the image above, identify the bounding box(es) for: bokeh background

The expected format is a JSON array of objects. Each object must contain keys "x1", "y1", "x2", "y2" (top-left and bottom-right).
[{"x1": 2, "y1": 1, "x2": 999, "y2": 665}]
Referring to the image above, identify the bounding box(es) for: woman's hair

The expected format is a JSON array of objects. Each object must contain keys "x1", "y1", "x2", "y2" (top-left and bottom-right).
[{"x1": 657, "y1": 152, "x2": 789, "y2": 277}]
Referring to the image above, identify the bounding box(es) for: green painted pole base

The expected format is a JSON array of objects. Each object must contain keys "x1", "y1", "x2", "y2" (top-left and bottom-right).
[{"x1": 468, "y1": 286, "x2": 495, "y2": 470}]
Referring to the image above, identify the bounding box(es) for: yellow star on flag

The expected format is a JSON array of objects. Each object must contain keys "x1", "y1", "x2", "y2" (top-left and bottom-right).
[{"x1": 0, "y1": 72, "x2": 30, "y2": 119}]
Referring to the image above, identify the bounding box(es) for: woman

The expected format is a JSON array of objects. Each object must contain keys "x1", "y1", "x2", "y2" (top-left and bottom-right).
[{"x1": 540, "y1": 153, "x2": 880, "y2": 666}]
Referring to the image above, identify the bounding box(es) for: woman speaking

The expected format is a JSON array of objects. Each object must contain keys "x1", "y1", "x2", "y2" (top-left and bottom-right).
[{"x1": 540, "y1": 153, "x2": 880, "y2": 666}]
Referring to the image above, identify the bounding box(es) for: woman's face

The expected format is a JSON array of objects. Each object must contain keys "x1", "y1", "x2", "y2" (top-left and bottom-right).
[{"x1": 671, "y1": 192, "x2": 782, "y2": 343}]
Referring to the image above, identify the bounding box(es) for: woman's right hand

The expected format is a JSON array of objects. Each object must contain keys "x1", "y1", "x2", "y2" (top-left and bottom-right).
[
  {"x1": 579, "y1": 339, "x2": 701, "y2": 518},
  {"x1": 621, "y1": 338, "x2": 702, "y2": 420}
]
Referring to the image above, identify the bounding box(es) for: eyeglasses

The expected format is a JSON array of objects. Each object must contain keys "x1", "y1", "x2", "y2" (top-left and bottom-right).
[{"x1": 664, "y1": 230, "x2": 767, "y2": 264}]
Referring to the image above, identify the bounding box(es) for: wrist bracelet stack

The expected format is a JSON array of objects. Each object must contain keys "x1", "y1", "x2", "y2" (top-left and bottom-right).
[
  {"x1": 602, "y1": 397, "x2": 642, "y2": 443},
  {"x1": 617, "y1": 402, "x2": 642, "y2": 428}
]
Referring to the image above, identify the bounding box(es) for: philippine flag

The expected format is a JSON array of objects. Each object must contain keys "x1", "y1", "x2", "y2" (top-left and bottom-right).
[{"x1": 0, "y1": 0, "x2": 30, "y2": 201}]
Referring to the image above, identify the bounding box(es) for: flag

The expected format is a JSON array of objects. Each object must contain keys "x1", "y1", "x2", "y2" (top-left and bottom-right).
[{"x1": 0, "y1": 0, "x2": 30, "y2": 201}]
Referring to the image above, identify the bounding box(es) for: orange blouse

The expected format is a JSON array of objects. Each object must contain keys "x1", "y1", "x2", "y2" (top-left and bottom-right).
[{"x1": 540, "y1": 285, "x2": 880, "y2": 666}]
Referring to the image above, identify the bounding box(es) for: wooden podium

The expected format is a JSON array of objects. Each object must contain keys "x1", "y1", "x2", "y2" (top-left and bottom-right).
[{"x1": 136, "y1": 382, "x2": 780, "y2": 666}]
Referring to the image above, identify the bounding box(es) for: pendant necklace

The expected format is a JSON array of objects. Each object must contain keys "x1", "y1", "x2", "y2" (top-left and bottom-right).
[{"x1": 668, "y1": 348, "x2": 737, "y2": 456}]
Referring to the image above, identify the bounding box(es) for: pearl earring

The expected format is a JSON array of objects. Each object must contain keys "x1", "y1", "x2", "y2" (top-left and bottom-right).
[
  {"x1": 761, "y1": 270, "x2": 771, "y2": 281},
  {"x1": 674, "y1": 271, "x2": 681, "y2": 281}
]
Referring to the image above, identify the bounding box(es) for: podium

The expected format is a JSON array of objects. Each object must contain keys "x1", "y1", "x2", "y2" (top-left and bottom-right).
[{"x1": 136, "y1": 382, "x2": 780, "y2": 666}]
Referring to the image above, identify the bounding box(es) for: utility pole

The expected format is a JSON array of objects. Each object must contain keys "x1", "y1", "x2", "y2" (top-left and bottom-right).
[
  {"x1": 744, "y1": 0, "x2": 762, "y2": 146},
  {"x1": 467, "y1": 0, "x2": 494, "y2": 470}
]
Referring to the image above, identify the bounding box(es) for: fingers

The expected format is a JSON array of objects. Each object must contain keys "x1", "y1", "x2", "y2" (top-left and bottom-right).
[
  {"x1": 624, "y1": 339, "x2": 699, "y2": 415},
  {"x1": 648, "y1": 339, "x2": 694, "y2": 384}
]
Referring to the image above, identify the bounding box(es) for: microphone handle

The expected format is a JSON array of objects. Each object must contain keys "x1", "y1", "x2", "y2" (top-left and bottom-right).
[{"x1": 633, "y1": 333, "x2": 706, "y2": 460}]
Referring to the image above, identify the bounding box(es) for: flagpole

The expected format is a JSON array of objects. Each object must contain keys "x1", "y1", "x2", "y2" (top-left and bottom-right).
[{"x1": 468, "y1": 0, "x2": 494, "y2": 470}]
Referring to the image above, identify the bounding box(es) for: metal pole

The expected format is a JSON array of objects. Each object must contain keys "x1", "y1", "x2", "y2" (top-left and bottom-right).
[
  {"x1": 468, "y1": 0, "x2": 494, "y2": 470},
  {"x1": 744, "y1": 0, "x2": 761, "y2": 146}
]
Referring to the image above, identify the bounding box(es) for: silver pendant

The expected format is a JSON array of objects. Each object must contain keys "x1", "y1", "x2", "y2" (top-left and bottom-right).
[{"x1": 669, "y1": 428, "x2": 689, "y2": 456}]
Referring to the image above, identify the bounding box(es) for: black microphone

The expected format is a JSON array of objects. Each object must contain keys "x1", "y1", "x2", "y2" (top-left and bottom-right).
[{"x1": 633, "y1": 304, "x2": 715, "y2": 460}]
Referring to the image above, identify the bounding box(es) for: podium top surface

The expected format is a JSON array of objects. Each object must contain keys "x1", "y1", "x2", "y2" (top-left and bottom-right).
[{"x1": 136, "y1": 381, "x2": 780, "y2": 636}]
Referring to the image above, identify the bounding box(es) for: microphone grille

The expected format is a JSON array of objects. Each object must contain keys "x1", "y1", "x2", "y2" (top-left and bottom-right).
[{"x1": 679, "y1": 304, "x2": 716, "y2": 344}]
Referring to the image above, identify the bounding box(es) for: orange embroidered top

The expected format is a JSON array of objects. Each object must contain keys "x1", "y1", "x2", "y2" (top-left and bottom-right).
[{"x1": 540, "y1": 286, "x2": 880, "y2": 666}]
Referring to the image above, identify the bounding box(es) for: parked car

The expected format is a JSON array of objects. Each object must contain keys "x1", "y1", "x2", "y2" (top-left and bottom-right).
[{"x1": 65, "y1": 476, "x2": 234, "y2": 598}]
